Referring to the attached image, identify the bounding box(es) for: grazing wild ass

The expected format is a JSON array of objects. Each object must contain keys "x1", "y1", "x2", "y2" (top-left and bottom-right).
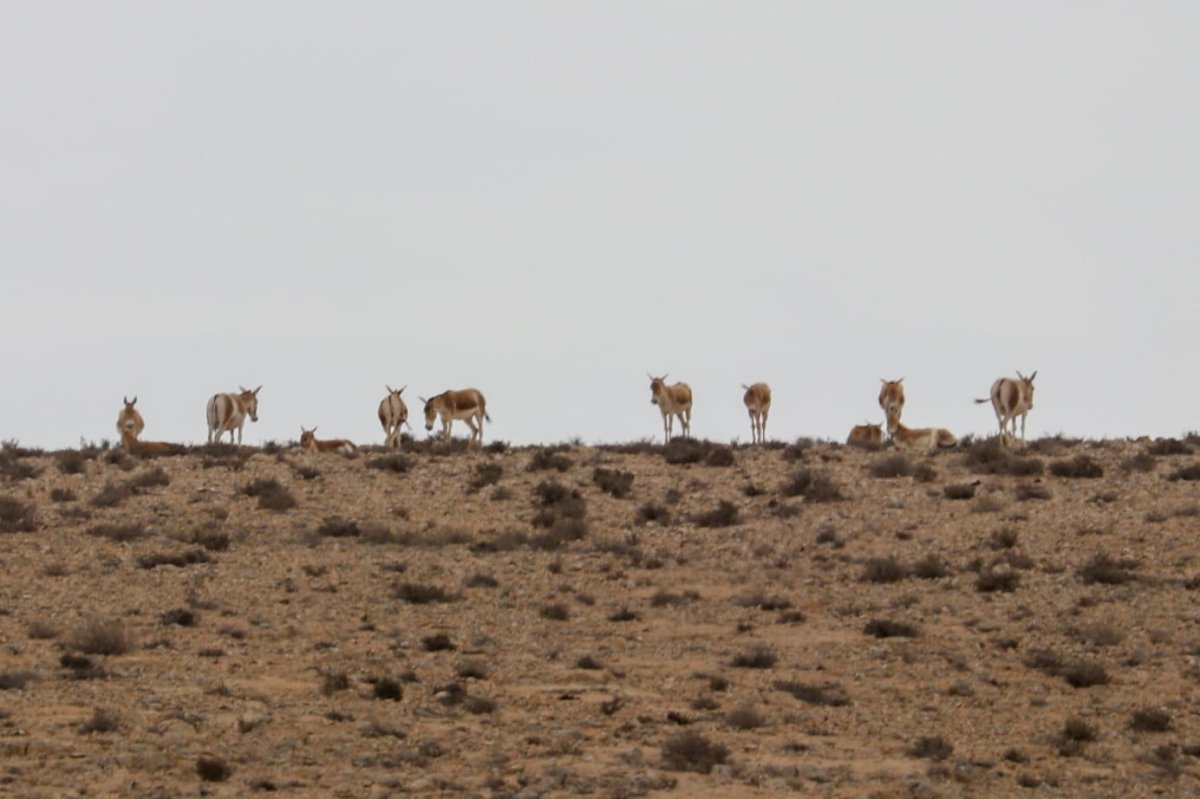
[
  {"x1": 116, "y1": 397, "x2": 145, "y2": 444},
  {"x1": 878, "y1": 378, "x2": 905, "y2": 425},
  {"x1": 742, "y1": 383, "x2": 772, "y2": 444},
  {"x1": 299, "y1": 426, "x2": 357, "y2": 454},
  {"x1": 378, "y1": 385, "x2": 409, "y2": 449},
  {"x1": 847, "y1": 422, "x2": 884, "y2": 447},
  {"x1": 206, "y1": 386, "x2": 261, "y2": 445},
  {"x1": 648, "y1": 374, "x2": 693, "y2": 443},
  {"x1": 420, "y1": 388, "x2": 490, "y2": 445},
  {"x1": 976, "y1": 371, "x2": 1037, "y2": 446},
  {"x1": 885, "y1": 408, "x2": 957, "y2": 451}
]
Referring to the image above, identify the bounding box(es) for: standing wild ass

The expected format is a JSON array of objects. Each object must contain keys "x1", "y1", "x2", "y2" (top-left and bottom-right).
[
  {"x1": 421, "y1": 389, "x2": 490, "y2": 446},
  {"x1": 378, "y1": 385, "x2": 409, "y2": 449},
  {"x1": 206, "y1": 386, "x2": 261, "y2": 445},
  {"x1": 648, "y1": 374, "x2": 692, "y2": 443},
  {"x1": 742, "y1": 383, "x2": 771, "y2": 444},
  {"x1": 976, "y1": 371, "x2": 1037, "y2": 446}
]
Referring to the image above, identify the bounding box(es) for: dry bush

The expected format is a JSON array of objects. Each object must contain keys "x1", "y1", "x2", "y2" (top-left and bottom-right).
[
  {"x1": 864, "y1": 619, "x2": 918, "y2": 638},
  {"x1": 869, "y1": 454, "x2": 913, "y2": 478},
  {"x1": 661, "y1": 730, "x2": 729, "y2": 774},
  {"x1": 1130, "y1": 708, "x2": 1172, "y2": 733},
  {"x1": 908, "y1": 735, "x2": 954, "y2": 761},
  {"x1": 662, "y1": 438, "x2": 707, "y2": 465},
  {"x1": 456, "y1": 660, "x2": 489, "y2": 680},
  {"x1": 196, "y1": 755, "x2": 231, "y2": 782},
  {"x1": 468, "y1": 462, "x2": 503, "y2": 492},
  {"x1": 317, "y1": 517, "x2": 360, "y2": 538},
  {"x1": 726, "y1": 704, "x2": 766, "y2": 730},
  {"x1": 734, "y1": 592, "x2": 791, "y2": 611},
  {"x1": 1078, "y1": 553, "x2": 1138, "y2": 585},
  {"x1": 85, "y1": 522, "x2": 146, "y2": 542},
  {"x1": 943, "y1": 482, "x2": 977, "y2": 500},
  {"x1": 1120, "y1": 453, "x2": 1158, "y2": 474},
  {"x1": 705, "y1": 446, "x2": 736, "y2": 467},
  {"x1": 126, "y1": 468, "x2": 170, "y2": 492},
  {"x1": 540, "y1": 603, "x2": 570, "y2": 621},
  {"x1": 50, "y1": 487, "x2": 77, "y2": 503},
  {"x1": 773, "y1": 680, "x2": 849, "y2": 707},
  {"x1": 976, "y1": 567, "x2": 1020, "y2": 593},
  {"x1": 989, "y1": 527, "x2": 1019, "y2": 549},
  {"x1": 575, "y1": 655, "x2": 604, "y2": 670},
  {"x1": 56, "y1": 450, "x2": 88, "y2": 475},
  {"x1": 528, "y1": 448, "x2": 573, "y2": 472},
  {"x1": 70, "y1": 617, "x2": 133, "y2": 655},
  {"x1": 91, "y1": 482, "x2": 132, "y2": 508},
  {"x1": 651, "y1": 590, "x2": 697, "y2": 608},
  {"x1": 321, "y1": 671, "x2": 350, "y2": 695},
  {"x1": 0, "y1": 670, "x2": 38, "y2": 691},
  {"x1": 1063, "y1": 660, "x2": 1110, "y2": 688},
  {"x1": 1056, "y1": 718, "x2": 1098, "y2": 757},
  {"x1": 1049, "y1": 455, "x2": 1104, "y2": 479},
  {"x1": 0, "y1": 452, "x2": 41, "y2": 481},
  {"x1": 189, "y1": 528, "x2": 231, "y2": 552},
  {"x1": 393, "y1": 582, "x2": 459, "y2": 604},
  {"x1": 79, "y1": 708, "x2": 120, "y2": 734},
  {"x1": 464, "y1": 695, "x2": 497, "y2": 714},
  {"x1": 27, "y1": 619, "x2": 59, "y2": 640},
  {"x1": 365, "y1": 453, "x2": 414, "y2": 474},
  {"x1": 861, "y1": 556, "x2": 908, "y2": 584},
  {"x1": 959, "y1": 438, "x2": 1044, "y2": 476},
  {"x1": 777, "y1": 610, "x2": 807, "y2": 624},
  {"x1": 1016, "y1": 483, "x2": 1051, "y2": 501},
  {"x1": 912, "y1": 554, "x2": 951, "y2": 580},
  {"x1": 636, "y1": 503, "x2": 672, "y2": 526},
  {"x1": 730, "y1": 646, "x2": 777, "y2": 669},
  {"x1": 1167, "y1": 464, "x2": 1200, "y2": 482},
  {"x1": 241, "y1": 478, "x2": 297, "y2": 511},
  {"x1": 471, "y1": 529, "x2": 528, "y2": 552},
  {"x1": 1147, "y1": 438, "x2": 1192, "y2": 456},
  {"x1": 592, "y1": 467, "x2": 634, "y2": 498},
  {"x1": 693, "y1": 500, "x2": 740, "y2": 528},
  {"x1": 1070, "y1": 622, "x2": 1124, "y2": 647},
  {"x1": 372, "y1": 678, "x2": 403, "y2": 701},
  {"x1": 781, "y1": 469, "x2": 843, "y2": 502},
  {"x1": 608, "y1": 607, "x2": 640, "y2": 622},
  {"x1": 422, "y1": 633, "x2": 455, "y2": 652},
  {"x1": 782, "y1": 438, "x2": 817, "y2": 462},
  {"x1": 137, "y1": 548, "x2": 212, "y2": 569},
  {"x1": 0, "y1": 496, "x2": 36, "y2": 533}
]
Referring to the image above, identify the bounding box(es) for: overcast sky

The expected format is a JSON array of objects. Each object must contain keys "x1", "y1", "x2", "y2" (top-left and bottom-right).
[{"x1": 2, "y1": 3, "x2": 1197, "y2": 449}]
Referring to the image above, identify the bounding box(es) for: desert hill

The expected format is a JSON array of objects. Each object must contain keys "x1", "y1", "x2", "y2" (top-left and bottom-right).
[{"x1": 1, "y1": 434, "x2": 1199, "y2": 797}]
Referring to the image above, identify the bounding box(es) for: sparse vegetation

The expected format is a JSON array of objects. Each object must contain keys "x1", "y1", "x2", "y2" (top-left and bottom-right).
[
  {"x1": 241, "y1": 478, "x2": 297, "y2": 511},
  {"x1": 468, "y1": 462, "x2": 503, "y2": 492},
  {"x1": 960, "y1": 438, "x2": 1044, "y2": 476},
  {"x1": 79, "y1": 708, "x2": 120, "y2": 734},
  {"x1": 393, "y1": 582, "x2": 459, "y2": 604},
  {"x1": 528, "y1": 448, "x2": 573, "y2": 472},
  {"x1": 365, "y1": 453, "x2": 414, "y2": 473},
  {"x1": 693, "y1": 500, "x2": 740, "y2": 528},
  {"x1": 869, "y1": 454, "x2": 913, "y2": 478},
  {"x1": 1166, "y1": 463, "x2": 1200, "y2": 482},
  {"x1": 864, "y1": 619, "x2": 918, "y2": 638},
  {"x1": 909, "y1": 735, "x2": 954, "y2": 761},
  {"x1": 661, "y1": 730, "x2": 729, "y2": 774},
  {"x1": 636, "y1": 502, "x2": 672, "y2": 526},
  {"x1": 943, "y1": 482, "x2": 977, "y2": 500},
  {"x1": 730, "y1": 646, "x2": 777, "y2": 669},
  {"x1": 1130, "y1": 708, "x2": 1172, "y2": 733},
  {"x1": 1050, "y1": 455, "x2": 1104, "y2": 479},
  {"x1": 861, "y1": 556, "x2": 908, "y2": 583},
  {"x1": 0, "y1": 496, "x2": 36, "y2": 533},
  {"x1": 773, "y1": 680, "x2": 849, "y2": 707},
  {"x1": 592, "y1": 467, "x2": 634, "y2": 498},
  {"x1": 69, "y1": 617, "x2": 133, "y2": 655},
  {"x1": 1078, "y1": 553, "x2": 1138, "y2": 585},
  {"x1": 725, "y1": 704, "x2": 766, "y2": 730}
]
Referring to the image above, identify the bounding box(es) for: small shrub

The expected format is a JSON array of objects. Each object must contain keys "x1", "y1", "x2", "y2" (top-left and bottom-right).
[
  {"x1": 127, "y1": 467, "x2": 170, "y2": 492},
  {"x1": 196, "y1": 755, "x2": 231, "y2": 782},
  {"x1": 704, "y1": 447, "x2": 735, "y2": 467},
  {"x1": 50, "y1": 487, "x2": 77, "y2": 503},
  {"x1": 1166, "y1": 463, "x2": 1200, "y2": 482},
  {"x1": 373, "y1": 678, "x2": 403, "y2": 701},
  {"x1": 1050, "y1": 456, "x2": 1104, "y2": 479},
  {"x1": 0, "y1": 670, "x2": 38, "y2": 690},
  {"x1": 608, "y1": 607, "x2": 640, "y2": 622},
  {"x1": 1015, "y1": 483, "x2": 1051, "y2": 501},
  {"x1": 1120, "y1": 453, "x2": 1158, "y2": 473},
  {"x1": 87, "y1": 522, "x2": 147, "y2": 542},
  {"x1": 694, "y1": 500, "x2": 740, "y2": 528},
  {"x1": 864, "y1": 619, "x2": 918, "y2": 638},
  {"x1": 976, "y1": 567, "x2": 1020, "y2": 593},
  {"x1": 593, "y1": 468, "x2": 634, "y2": 498},
  {"x1": 422, "y1": 634, "x2": 455, "y2": 652},
  {"x1": 909, "y1": 735, "x2": 953, "y2": 761},
  {"x1": 464, "y1": 696, "x2": 496, "y2": 714},
  {"x1": 70, "y1": 617, "x2": 133, "y2": 655},
  {"x1": 321, "y1": 671, "x2": 350, "y2": 695},
  {"x1": 869, "y1": 454, "x2": 913, "y2": 478},
  {"x1": 730, "y1": 646, "x2": 777, "y2": 669},
  {"x1": 636, "y1": 503, "x2": 672, "y2": 526},
  {"x1": 0, "y1": 497, "x2": 36, "y2": 533},
  {"x1": 661, "y1": 730, "x2": 729, "y2": 774},
  {"x1": 465, "y1": 572, "x2": 498, "y2": 588},
  {"x1": 137, "y1": 549, "x2": 212, "y2": 569},
  {"x1": 1063, "y1": 660, "x2": 1109, "y2": 688},
  {"x1": 27, "y1": 620, "x2": 59, "y2": 639},
  {"x1": 1130, "y1": 708, "x2": 1172, "y2": 733},
  {"x1": 540, "y1": 604, "x2": 570, "y2": 621},
  {"x1": 456, "y1": 660, "x2": 489, "y2": 679},
  {"x1": 575, "y1": 655, "x2": 604, "y2": 670},
  {"x1": 393, "y1": 582, "x2": 459, "y2": 604},
  {"x1": 1147, "y1": 438, "x2": 1192, "y2": 456},
  {"x1": 734, "y1": 592, "x2": 791, "y2": 611},
  {"x1": 80, "y1": 708, "x2": 120, "y2": 734},
  {"x1": 725, "y1": 704, "x2": 766, "y2": 730},
  {"x1": 317, "y1": 517, "x2": 360, "y2": 538},
  {"x1": 365, "y1": 453, "x2": 414, "y2": 473},
  {"x1": 912, "y1": 555, "x2": 951, "y2": 580},
  {"x1": 663, "y1": 438, "x2": 707, "y2": 465},
  {"x1": 960, "y1": 438, "x2": 1045, "y2": 476},
  {"x1": 861, "y1": 556, "x2": 908, "y2": 584},
  {"x1": 943, "y1": 483, "x2": 977, "y2": 500},
  {"x1": 161, "y1": 608, "x2": 198, "y2": 627},
  {"x1": 1078, "y1": 553, "x2": 1138, "y2": 585},
  {"x1": 1070, "y1": 622, "x2": 1124, "y2": 647},
  {"x1": 242, "y1": 478, "x2": 297, "y2": 511},
  {"x1": 91, "y1": 482, "x2": 133, "y2": 508},
  {"x1": 468, "y1": 462, "x2": 503, "y2": 492},
  {"x1": 528, "y1": 449, "x2": 573, "y2": 472},
  {"x1": 0, "y1": 457, "x2": 40, "y2": 481},
  {"x1": 57, "y1": 451, "x2": 88, "y2": 475},
  {"x1": 989, "y1": 527, "x2": 1019, "y2": 549},
  {"x1": 773, "y1": 680, "x2": 849, "y2": 706}
]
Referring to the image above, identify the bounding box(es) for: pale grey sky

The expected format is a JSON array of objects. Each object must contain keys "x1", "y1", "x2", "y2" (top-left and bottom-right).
[{"x1": 2, "y1": 3, "x2": 1197, "y2": 448}]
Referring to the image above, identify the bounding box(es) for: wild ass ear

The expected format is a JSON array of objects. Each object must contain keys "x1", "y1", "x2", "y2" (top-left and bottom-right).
[
  {"x1": 1029, "y1": 371, "x2": 1037, "y2": 382},
  {"x1": 123, "y1": 396, "x2": 130, "y2": 405},
  {"x1": 253, "y1": 385, "x2": 262, "y2": 395},
  {"x1": 417, "y1": 396, "x2": 427, "y2": 405},
  {"x1": 397, "y1": 385, "x2": 406, "y2": 395},
  {"x1": 386, "y1": 385, "x2": 394, "y2": 394},
  {"x1": 646, "y1": 372, "x2": 654, "y2": 380},
  {"x1": 131, "y1": 396, "x2": 137, "y2": 405}
]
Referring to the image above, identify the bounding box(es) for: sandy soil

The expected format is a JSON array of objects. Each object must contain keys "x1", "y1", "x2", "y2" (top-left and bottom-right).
[{"x1": 1, "y1": 434, "x2": 1199, "y2": 798}]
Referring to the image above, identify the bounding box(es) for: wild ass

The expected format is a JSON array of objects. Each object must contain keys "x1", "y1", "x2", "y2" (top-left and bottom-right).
[
  {"x1": 885, "y1": 408, "x2": 957, "y2": 451},
  {"x1": 742, "y1": 383, "x2": 771, "y2": 444},
  {"x1": 846, "y1": 422, "x2": 884, "y2": 447},
  {"x1": 420, "y1": 388, "x2": 490, "y2": 446},
  {"x1": 206, "y1": 386, "x2": 261, "y2": 445},
  {"x1": 976, "y1": 371, "x2": 1037, "y2": 447},
  {"x1": 378, "y1": 385, "x2": 409, "y2": 449},
  {"x1": 878, "y1": 378, "x2": 905, "y2": 425},
  {"x1": 299, "y1": 426, "x2": 357, "y2": 454},
  {"x1": 648, "y1": 374, "x2": 692, "y2": 443},
  {"x1": 120, "y1": 428, "x2": 183, "y2": 457},
  {"x1": 116, "y1": 396, "x2": 145, "y2": 444}
]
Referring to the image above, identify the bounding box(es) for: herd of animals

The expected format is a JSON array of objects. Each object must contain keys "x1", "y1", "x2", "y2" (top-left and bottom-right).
[{"x1": 111, "y1": 371, "x2": 1038, "y2": 455}]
